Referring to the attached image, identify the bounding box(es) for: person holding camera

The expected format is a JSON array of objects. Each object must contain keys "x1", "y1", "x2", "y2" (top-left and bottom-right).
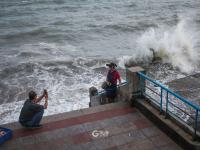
[{"x1": 19, "y1": 89, "x2": 48, "y2": 128}]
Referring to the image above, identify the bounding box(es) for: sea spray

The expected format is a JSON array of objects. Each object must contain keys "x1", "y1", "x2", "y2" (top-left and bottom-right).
[
  {"x1": 118, "y1": 17, "x2": 200, "y2": 73},
  {"x1": 136, "y1": 18, "x2": 199, "y2": 73}
]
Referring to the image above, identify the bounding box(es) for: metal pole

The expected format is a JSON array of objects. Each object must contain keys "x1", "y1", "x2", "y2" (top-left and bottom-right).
[
  {"x1": 125, "y1": 67, "x2": 128, "y2": 83},
  {"x1": 139, "y1": 76, "x2": 143, "y2": 96},
  {"x1": 193, "y1": 109, "x2": 199, "y2": 140},
  {"x1": 165, "y1": 92, "x2": 168, "y2": 118},
  {"x1": 140, "y1": 76, "x2": 145, "y2": 96},
  {"x1": 160, "y1": 88, "x2": 163, "y2": 114},
  {"x1": 138, "y1": 74, "x2": 141, "y2": 95}
]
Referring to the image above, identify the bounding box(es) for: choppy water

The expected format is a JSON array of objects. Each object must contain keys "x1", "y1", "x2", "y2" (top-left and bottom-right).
[{"x1": 1, "y1": 0, "x2": 200, "y2": 124}]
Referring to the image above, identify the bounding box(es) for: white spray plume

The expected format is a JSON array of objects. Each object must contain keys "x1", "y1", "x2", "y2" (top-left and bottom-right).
[
  {"x1": 137, "y1": 18, "x2": 199, "y2": 73},
  {"x1": 119, "y1": 17, "x2": 200, "y2": 73}
]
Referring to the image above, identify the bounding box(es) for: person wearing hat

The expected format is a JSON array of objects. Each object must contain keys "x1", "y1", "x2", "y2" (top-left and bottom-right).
[{"x1": 105, "y1": 62, "x2": 121, "y2": 103}]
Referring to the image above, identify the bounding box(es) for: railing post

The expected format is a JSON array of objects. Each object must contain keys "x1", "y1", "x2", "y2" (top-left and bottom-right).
[
  {"x1": 125, "y1": 66, "x2": 128, "y2": 83},
  {"x1": 165, "y1": 92, "x2": 169, "y2": 118},
  {"x1": 160, "y1": 88, "x2": 163, "y2": 114},
  {"x1": 139, "y1": 75, "x2": 145, "y2": 96},
  {"x1": 126, "y1": 67, "x2": 145, "y2": 101},
  {"x1": 193, "y1": 109, "x2": 199, "y2": 140}
]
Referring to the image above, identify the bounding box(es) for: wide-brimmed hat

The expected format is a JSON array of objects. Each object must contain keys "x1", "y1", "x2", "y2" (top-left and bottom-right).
[{"x1": 106, "y1": 62, "x2": 117, "y2": 68}]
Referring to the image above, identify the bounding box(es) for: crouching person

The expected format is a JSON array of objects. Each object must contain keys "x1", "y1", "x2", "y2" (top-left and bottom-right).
[{"x1": 19, "y1": 90, "x2": 48, "y2": 128}]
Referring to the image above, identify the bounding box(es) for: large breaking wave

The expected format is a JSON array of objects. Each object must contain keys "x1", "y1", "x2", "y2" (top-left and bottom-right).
[{"x1": 119, "y1": 16, "x2": 200, "y2": 73}]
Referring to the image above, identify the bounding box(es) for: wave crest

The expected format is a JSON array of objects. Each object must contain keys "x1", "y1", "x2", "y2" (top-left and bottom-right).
[{"x1": 121, "y1": 17, "x2": 200, "y2": 73}]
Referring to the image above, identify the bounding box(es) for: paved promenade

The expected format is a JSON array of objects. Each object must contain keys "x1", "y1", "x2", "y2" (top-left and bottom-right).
[{"x1": 1, "y1": 102, "x2": 182, "y2": 150}]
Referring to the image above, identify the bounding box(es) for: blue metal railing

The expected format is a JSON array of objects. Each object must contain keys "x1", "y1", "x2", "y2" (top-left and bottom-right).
[{"x1": 137, "y1": 71, "x2": 200, "y2": 140}]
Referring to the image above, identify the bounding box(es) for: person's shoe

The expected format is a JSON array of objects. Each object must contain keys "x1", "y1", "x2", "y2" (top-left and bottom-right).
[
  {"x1": 25, "y1": 124, "x2": 43, "y2": 129},
  {"x1": 33, "y1": 124, "x2": 43, "y2": 128}
]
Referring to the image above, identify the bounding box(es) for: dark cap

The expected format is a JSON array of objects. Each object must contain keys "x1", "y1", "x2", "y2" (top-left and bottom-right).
[{"x1": 106, "y1": 62, "x2": 117, "y2": 68}]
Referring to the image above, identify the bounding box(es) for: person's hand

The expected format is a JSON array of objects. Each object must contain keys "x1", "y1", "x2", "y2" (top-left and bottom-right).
[
  {"x1": 43, "y1": 89, "x2": 48, "y2": 97},
  {"x1": 43, "y1": 89, "x2": 46, "y2": 96},
  {"x1": 44, "y1": 90, "x2": 48, "y2": 99},
  {"x1": 44, "y1": 90, "x2": 48, "y2": 109}
]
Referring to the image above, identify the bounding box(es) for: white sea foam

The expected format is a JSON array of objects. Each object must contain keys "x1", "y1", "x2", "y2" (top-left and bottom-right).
[
  {"x1": 0, "y1": 67, "x2": 105, "y2": 125},
  {"x1": 139, "y1": 17, "x2": 200, "y2": 73},
  {"x1": 117, "y1": 56, "x2": 132, "y2": 69},
  {"x1": 0, "y1": 40, "x2": 108, "y2": 125}
]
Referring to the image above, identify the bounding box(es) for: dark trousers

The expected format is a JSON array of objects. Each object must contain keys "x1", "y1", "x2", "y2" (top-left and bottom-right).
[
  {"x1": 20, "y1": 108, "x2": 44, "y2": 127},
  {"x1": 105, "y1": 85, "x2": 117, "y2": 100}
]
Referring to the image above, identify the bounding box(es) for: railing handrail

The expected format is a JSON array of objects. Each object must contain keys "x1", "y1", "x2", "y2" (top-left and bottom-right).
[
  {"x1": 98, "y1": 81, "x2": 128, "y2": 94},
  {"x1": 137, "y1": 71, "x2": 200, "y2": 111}
]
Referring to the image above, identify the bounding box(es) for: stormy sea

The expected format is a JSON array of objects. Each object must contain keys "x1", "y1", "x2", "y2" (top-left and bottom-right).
[{"x1": 0, "y1": 0, "x2": 200, "y2": 124}]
